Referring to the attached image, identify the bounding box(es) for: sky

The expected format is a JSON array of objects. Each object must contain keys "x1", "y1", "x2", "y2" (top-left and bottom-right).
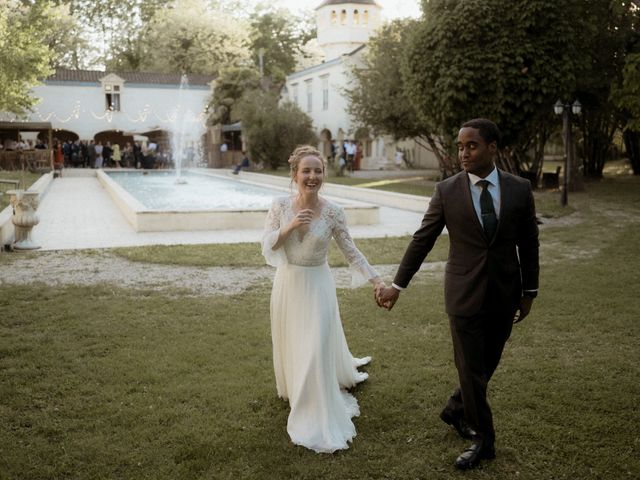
[{"x1": 267, "y1": 0, "x2": 422, "y2": 20}]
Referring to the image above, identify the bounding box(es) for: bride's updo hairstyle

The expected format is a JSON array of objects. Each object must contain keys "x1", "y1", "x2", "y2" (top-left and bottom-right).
[{"x1": 288, "y1": 145, "x2": 325, "y2": 182}]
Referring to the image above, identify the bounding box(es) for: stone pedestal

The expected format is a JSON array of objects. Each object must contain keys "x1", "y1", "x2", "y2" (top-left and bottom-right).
[{"x1": 7, "y1": 190, "x2": 40, "y2": 250}]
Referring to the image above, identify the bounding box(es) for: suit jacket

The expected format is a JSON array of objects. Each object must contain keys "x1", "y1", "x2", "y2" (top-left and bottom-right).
[{"x1": 394, "y1": 169, "x2": 539, "y2": 317}]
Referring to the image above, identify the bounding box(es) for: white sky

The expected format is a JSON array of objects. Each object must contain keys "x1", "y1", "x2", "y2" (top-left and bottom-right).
[{"x1": 267, "y1": 0, "x2": 422, "y2": 20}]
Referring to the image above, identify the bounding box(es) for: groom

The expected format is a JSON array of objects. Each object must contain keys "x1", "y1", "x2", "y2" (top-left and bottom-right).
[{"x1": 376, "y1": 118, "x2": 539, "y2": 469}]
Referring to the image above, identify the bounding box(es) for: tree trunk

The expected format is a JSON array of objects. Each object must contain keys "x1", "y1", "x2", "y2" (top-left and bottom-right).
[
  {"x1": 623, "y1": 129, "x2": 640, "y2": 175},
  {"x1": 419, "y1": 134, "x2": 459, "y2": 179},
  {"x1": 580, "y1": 111, "x2": 618, "y2": 179}
]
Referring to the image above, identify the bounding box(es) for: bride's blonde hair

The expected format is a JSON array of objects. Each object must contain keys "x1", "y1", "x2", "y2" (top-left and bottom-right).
[{"x1": 288, "y1": 145, "x2": 325, "y2": 179}]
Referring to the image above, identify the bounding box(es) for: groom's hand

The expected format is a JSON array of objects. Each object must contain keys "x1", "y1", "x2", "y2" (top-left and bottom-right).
[
  {"x1": 376, "y1": 285, "x2": 400, "y2": 311},
  {"x1": 514, "y1": 295, "x2": 534, "y2": 323}
]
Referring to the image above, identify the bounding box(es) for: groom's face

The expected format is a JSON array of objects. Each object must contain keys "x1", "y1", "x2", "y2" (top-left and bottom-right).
[{"x1": 457, "y1": 127, "x2": 496, "y2": 178}]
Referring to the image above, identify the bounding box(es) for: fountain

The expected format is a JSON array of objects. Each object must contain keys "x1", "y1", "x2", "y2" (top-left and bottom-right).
[
  {"x1": 97, "y1": 170, "x2": 379, "y2": 232},
  {"x1": 170, "y1": 74, "x2": 202, "y2": 184},
  {"x1": 92, "y1": 76, "x2": 380, "y2": 233}
]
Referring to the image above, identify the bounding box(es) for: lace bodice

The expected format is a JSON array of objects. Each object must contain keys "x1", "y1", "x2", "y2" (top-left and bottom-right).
[{"x1": 262, "y1": 196, "x2": 379, "y2": 286}]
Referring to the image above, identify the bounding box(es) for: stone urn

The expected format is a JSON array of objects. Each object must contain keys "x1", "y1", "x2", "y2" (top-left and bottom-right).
[{"x1": 7, "y1": 190, "x2": 40, "y2": 250}]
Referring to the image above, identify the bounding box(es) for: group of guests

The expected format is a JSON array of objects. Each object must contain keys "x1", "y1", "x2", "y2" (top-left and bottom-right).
[
  {"x1": 0, "y1": 138, "x2": 48, "y2": 151},
  {"x1": 331, "y1": 139, "x2": 363, "y2": 176},
  {"x1": 51, "y1": 139, "x2": 159, "y2": 169}
]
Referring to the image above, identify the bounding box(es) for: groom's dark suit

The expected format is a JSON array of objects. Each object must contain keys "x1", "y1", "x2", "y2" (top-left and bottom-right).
[{"x1": 393, "y1": 168, "x2": 539, "y2": 446}]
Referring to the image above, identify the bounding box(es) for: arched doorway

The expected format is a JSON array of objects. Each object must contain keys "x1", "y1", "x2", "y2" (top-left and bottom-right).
[
  {"x1": 94, "y1": 129, "x2": 134, "y2": 148},
  {"x1": 52, "y1": 129, "x2": 79, "y2": 144}
]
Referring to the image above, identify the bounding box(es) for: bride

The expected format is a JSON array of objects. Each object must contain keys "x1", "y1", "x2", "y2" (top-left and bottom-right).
[{"x1": 262, "y1": 145, "x2": 384, "y2": 453}]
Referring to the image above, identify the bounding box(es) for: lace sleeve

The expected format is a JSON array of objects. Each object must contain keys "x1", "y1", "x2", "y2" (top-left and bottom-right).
[
  {"x1": 262, "y1": 197, "x2": 287, "y2": 267},
  {"x1": 331, "y1": 203, "x2": 379, "y2": 287}
]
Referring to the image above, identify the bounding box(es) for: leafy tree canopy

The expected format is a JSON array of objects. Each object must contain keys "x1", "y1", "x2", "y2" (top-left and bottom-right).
[
  {"x1": 209, "y1": 66, "x2": 262, "y2": 125},
  {"x1": 248, "y1": 6, "x2": 316, "y2": 85},
  {"x1": 347, "y1": 19, "x2": 423, "y2": 141},
  {"x1": 406, "y1": 0, "x2": 584, "y2": 151},
  {"x1": 137, "y1": 0, "x2": 251, "y2": 75},
  {"x1": 236, "y1": 91, "x2": 317, "y2": 169},
  {"x1": 0, "y1": 1, "x2": 58, "y2": 115}
]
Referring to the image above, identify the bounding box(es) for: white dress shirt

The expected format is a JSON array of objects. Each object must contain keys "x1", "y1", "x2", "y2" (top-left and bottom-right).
[{"x1": 468, "y1": 167, "x2": 501, "y2": 225}]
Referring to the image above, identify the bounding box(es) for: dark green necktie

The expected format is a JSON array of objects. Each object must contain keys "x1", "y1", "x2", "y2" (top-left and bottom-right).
[{"x1": 478, "y1": 180, "x2": 498, "y2": 240}]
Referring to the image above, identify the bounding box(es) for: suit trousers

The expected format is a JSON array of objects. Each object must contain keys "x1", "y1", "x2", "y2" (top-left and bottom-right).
[{"x1": 443, "y1": 304, "x2": 515, "y2": 446}]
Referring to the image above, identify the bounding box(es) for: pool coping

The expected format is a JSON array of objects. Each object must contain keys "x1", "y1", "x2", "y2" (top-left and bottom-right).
[{"x1": 97, "y1": 169, "x2": 381, "y2": 232}]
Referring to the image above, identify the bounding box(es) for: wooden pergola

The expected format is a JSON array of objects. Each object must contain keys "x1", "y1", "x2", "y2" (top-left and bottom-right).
[{"x1": 0, "y1": 121, "x2": 53, "y2": 170}]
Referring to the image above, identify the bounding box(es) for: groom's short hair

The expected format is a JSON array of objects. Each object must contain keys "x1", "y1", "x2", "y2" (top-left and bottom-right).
[{"x1": 462, "y1": 118, "x2": 501, "y2": 147}]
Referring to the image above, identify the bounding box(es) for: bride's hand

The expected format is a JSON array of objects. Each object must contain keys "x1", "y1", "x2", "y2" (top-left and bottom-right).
[
  {"x1": 373, "y1": 280, "x2": 385, "y2": 302},
  {"x1": 289, "y1": 209, "x2": 314, "y2": 230}
]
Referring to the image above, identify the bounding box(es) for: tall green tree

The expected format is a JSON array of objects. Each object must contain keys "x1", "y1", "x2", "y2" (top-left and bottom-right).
[
  {"x1": 38, "y1": 2, "x2": 88, "y2": 69},
  {"x1": 236, "y1": 91, "x2": 317, "y2": 169},
  {"x1": 209, "y1": 66, "x2": 262, "y2": 125},
  {"x1": 0, "y1": 1, "x2": 56, "y2": 115},
  {"x1": 248, "y1": 7, "x2": 316, "y2": 86},
  {"x1": 574, "y1": 0, "x2": 639, "y2": 178},
  {"x1": 56, "y1": 0, "x2": 170, "y2": 69},
  {"x1": 136, "y1": 0, "x2": 250, "y2": 75},
  {"x1": 346, "y1": 19, "x2": 458, "y2": 176},
  {"x1": 613, "y1": 52, "x2": 640, "y2": 175},
  {"x1": 404, "y1": 0, "x2": 584, "y2": 173}
]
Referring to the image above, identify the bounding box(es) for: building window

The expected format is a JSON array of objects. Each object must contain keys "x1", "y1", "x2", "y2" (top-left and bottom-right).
[
  {"x1": 354, "y1": 9, "x2": 359, "y2": 25},
  {"x1": 363, "y1": 10, "x2": 369, "y2": 25},
  {"x1": 340, "y1": 9, "x2": 347, "y2": 24},
  {"x1": 321, "y1": 75, "x2": 329, "y2": 111},
  {"x1": 305, "y1": 79, "x2": 313, "y2": 113},
  {"x1": 330, "y1": 10, "x2": 337, "y2": 24},
  {"x1": 292, "y1": 83, "x2": 299, "y2": 106},
  {"x1": 104, "y1": 84, "x2": 121, "y2": 111}
]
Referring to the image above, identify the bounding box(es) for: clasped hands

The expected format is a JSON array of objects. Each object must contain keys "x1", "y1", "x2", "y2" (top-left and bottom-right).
[{"x1": 373, "y1": 281, "x2": 400, "y2": 311}]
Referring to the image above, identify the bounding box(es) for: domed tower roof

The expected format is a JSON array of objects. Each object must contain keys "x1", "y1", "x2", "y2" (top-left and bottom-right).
[
  {"x1": 315, "y1": 0, "x2": 380, "y2": 8},
  {"x1": 315, "y1": 0, "x2": 382, "y2": 60}
]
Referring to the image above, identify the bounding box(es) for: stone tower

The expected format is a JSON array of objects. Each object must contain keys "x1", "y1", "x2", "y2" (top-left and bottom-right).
[{"x1": 315, "y1": 0, "x2": 382, "y2": 60}]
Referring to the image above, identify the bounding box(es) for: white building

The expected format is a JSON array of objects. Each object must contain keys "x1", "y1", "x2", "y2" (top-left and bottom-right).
[
  {"x1": 0, "y1": 68, "x2": 213, "y2": 151},
  {"x1": 283, "y1": 0, "x2": 438, "y2": 170}
]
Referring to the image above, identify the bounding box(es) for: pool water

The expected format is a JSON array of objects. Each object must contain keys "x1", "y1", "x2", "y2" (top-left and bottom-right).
[{"x1": 107, "y1": 171, "x2": 282, "y2": 210}]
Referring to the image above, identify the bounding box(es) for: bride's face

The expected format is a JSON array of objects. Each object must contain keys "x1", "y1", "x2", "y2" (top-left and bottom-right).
[{"x1": 295, "y1": 155, "x2": 324, "y2": 194}]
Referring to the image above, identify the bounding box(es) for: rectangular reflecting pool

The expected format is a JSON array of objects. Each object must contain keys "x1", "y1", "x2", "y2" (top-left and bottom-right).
[{"x1": 98, "y1": 170, "x2": 379, "y2": 232}]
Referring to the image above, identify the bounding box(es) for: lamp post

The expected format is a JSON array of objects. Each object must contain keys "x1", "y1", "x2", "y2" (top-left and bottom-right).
[{"x1": 554, "y1": 99, "x2": 582, "y2": 206}]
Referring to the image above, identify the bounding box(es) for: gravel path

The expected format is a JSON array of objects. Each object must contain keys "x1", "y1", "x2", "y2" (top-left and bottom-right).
[
  {"x1": 0, "y1": 214, "x2": 599, "y2": 296},
  {"x1": 0, "y1": 250, "x2": 444, "y2": 296}
]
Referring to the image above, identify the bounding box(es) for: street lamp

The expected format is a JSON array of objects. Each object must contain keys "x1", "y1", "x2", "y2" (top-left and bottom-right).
[{"x1": 553, "y1": 99, "x2": 582, "y2": 206}]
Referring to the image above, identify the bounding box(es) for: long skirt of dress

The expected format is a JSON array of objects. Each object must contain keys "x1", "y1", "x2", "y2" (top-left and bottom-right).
[{"x1": 270, "y1": 262, "x2": 370, "y2": 453}]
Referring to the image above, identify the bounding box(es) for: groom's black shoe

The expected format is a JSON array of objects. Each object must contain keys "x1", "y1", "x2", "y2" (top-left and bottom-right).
[
  {"x1": 454, "y1": 442, "x2": 496, "y2": 470},
  {"x1": 439, "y1": 411, "x2": 476, "y2": 440}
]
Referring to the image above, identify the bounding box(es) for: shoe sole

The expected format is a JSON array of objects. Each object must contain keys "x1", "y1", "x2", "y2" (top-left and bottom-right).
[
  {"x1": 439, "y1": 412, "x2": 474, "y2": 440},
  {"x1": 455, "y1": 450, "x2": 496, "y2": 470}
]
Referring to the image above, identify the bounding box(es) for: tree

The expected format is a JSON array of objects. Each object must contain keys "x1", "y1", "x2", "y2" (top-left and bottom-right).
[
  {"x1": 236, "y1": 91, "x2": 317, "y2": 169},
  {"x1": 0, "y1": 1, "x2": 56, "y2": 115},
  {"x1": 404, "y1": 0, "x2": 584, "y2": 174},
  {"x1": 209, "y1": 66, "x2": 262, "y2": 125},
  {"x1": 613, "y1": 52, "x2": 640, "y2": 175},
  {"x1": 346, "y1": 19, "x2": 457, "y2": 176},
  {"x1": 248, "y1": 7, "x2": 316, "y2": 86},
  {"x1": 574, "y1": 0, "x2": 639, "y2": 178},
  {"x1": 55, "y1": 0, "x2": 171, "y2": 69},
  {"x1": 136, "y1": 0, "x2": 250, "y2": 75},
  {"x1": 37, "y1": 3, "x2": 88, "y2": 69}
]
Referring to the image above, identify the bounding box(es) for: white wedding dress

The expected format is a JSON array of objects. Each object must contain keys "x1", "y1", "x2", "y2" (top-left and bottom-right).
[{"x1": 262, "y1": 196, "x2": 379, "y2": 453}]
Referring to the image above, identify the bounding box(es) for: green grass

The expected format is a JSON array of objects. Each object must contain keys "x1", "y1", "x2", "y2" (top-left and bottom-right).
[
  {"x1": 0, "y1": 171, "x2": 42, "y2": 210},
  {"x1": 1, "y1": 176, "x2": 639, "y2": 479},
  {"x1": 112, "y1": 237, "x2": 449, "y2": 268}
]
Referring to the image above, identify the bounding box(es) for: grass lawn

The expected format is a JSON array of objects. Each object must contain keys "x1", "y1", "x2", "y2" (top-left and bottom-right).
[
  {"x1": 0, "y1": 171, "x2": 42, "y2": 210},
  {"x1": 1, "y1": 176, "x2": 639, "y2": 479}
]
